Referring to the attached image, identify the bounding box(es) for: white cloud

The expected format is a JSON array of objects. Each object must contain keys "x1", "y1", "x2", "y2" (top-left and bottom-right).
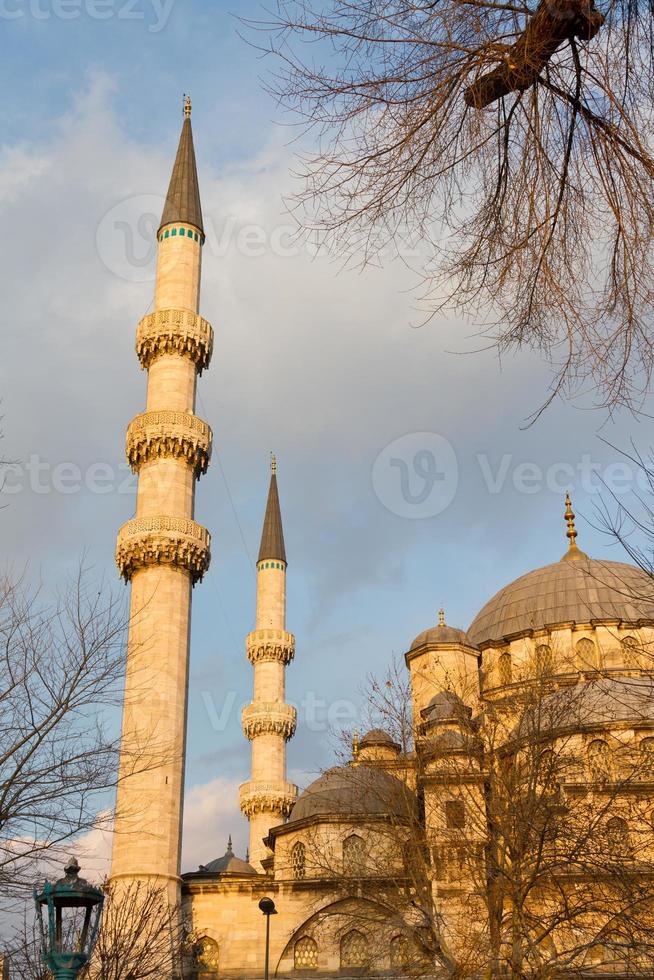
[
  {"x1": 181, "y1": 778, "x2": 246, "y2": 872},
  {"x1": 0, "y1": 80, "x2": 645, "y2": 896},
  {"x1": 73, "y1": 813, "x2": 114, "y2": 881}
]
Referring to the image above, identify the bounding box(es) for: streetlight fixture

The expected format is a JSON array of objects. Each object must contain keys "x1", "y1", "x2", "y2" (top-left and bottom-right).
[
  {"x1": 258, "y1": 896, "x2": 277, "y2": 980},
  {"x1": 34, "y1": 856, "x2": 104, "y2": 980}
]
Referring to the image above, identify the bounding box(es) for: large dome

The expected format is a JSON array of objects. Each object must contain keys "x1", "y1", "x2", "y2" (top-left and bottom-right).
[
  {"x1": 288, "y1": 765, "x2": 415, "y2": 824},
  {"x1": 468, "y1": 557, "x2": 654, "y2": 648}
]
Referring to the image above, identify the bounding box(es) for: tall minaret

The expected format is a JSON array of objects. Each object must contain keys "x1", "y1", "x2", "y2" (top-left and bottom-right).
[
  {"x1": 110, "y1": 98, "x2": 212, "y2": 902},
  {"x1": 240, "y1": 456, "x2": 298, "y2": 871}
]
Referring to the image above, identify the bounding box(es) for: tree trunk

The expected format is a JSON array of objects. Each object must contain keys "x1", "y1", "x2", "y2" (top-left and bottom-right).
[{"x1": 464, "y1": 0, "x2": 605, "y2": 108}]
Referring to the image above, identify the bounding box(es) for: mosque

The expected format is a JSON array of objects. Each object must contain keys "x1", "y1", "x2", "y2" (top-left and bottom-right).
[{"x1": 108, "y1": 103, "x2": 654, "y2": 977}]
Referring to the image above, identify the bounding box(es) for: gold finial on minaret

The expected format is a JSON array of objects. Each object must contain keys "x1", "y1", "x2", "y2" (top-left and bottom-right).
[
  {"x1": 271, "y1": 452, "x2": 277, "y2": 476},
  {"x1": 352, "y1": 729, "x2": 360, "y2": 763},
  {"x1": 561, "y1": 492, "x2": 588, "y2": 561},
  {"x1": 438, "y1": 608, "x2": 445, "y2": 627},
  {"x1": 183, "y1": 94, "x2": 192, "y2": 118}
]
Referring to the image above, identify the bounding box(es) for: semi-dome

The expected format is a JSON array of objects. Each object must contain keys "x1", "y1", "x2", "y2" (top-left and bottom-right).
[
  {"x1": 288, "y1": 765, "x2": 415, "y2": 824},
  {"x1": 194, "y1": 837, "x2": 257, "y2": 877},
  {"x1": 468, "y1": 558, "x2": 654, "y2": 648},
  {"x1": 513, "y1": 677, "x2": 654, "y2": 741}
]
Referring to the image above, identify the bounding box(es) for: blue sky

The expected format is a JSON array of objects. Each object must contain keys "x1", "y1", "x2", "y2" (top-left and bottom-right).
[{"x1": 1, "y1": 0, "x2": 653, "y2": 875}]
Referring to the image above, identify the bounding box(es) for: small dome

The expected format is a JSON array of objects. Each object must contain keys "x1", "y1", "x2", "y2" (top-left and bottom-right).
[
  {"x1": 468, "y1": 558, "x2": 654, "y2": 648},
  {"x1": 410, "y1": 624, "x2": 471, "y2": 650},
  {"x1": 515, "y1": 677, "x2": 654, "y2": 740},
  {"x1": 288, "y1": 766, "x2": 415, "y2": 824},
  {"x1": 360, "y1": 728, "x2": 400, "y2": 750},
  {"x1": 424, "y1": 690, "x2": 470, "y2": 722},
  {"x1": 196, "y1": 838, "x2": 257, "y2": 877}
]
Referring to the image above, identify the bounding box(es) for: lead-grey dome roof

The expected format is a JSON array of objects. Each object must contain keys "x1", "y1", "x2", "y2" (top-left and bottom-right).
[
  {"x1": 424, "y1": 690, "x2": 470, "y2": 722},
  {"x1": 360, "y1": 728, "x2": 400, "y2": 750},
  {"x1": 195, "y1": 839, "x2": 257, "y2": 877},
  {"x1": 288, "y1": 766, "x2": 415, "y2": 824},
  {"x1": 410, "y1": 624, "x2": 471, "y2": 650},
  {"x1": 468, "y1": 558, "x2": 654, "y2": 648}
]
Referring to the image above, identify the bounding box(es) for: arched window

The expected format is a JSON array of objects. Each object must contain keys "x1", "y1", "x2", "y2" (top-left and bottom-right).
[
  {"x1": 538, "y1": 749, "x2": 557, "y2": 794},
  {"x1": 444, "y1": 799, "x2": 466, "y2": 829},
  {"x1": 294, "y1": 936, "x2": 318, "y2": 970},
  {"x1": 390, "y1": 935, "x2": 410, "y2": 970},
  {"x1": 534, "y1": 644, "x2": 554, "y2": 677},
  {"x1": 340, "y1": 930, "x2": 368, "y2": 968},
  {"x1": 576, "y1": 636, "x2": 598, "y2": 670},
  {"x1": 606, "y1": 816, "x2": 631, "y2": 853},
  {"x1": 640, "y1": 737, "x2": 654, "y2": 785},
  {"x1": 291, "y1": 841, "x2": 306, "y2": 880},
  {"x1": 587, "y1": 739, "x2": 612, "y2": 782},
  {"x1": 498, "y1": 652, "x2": 512, "y2": 686},
  {"x1": 193, "y1": 937, "x2": 220, "y2": 976},
  {"x1": 622, "y1": 635, "x2": 641, "y2": 669},
  {"x1": 343, "y1": 833, "x2": 366, "y2": 874}
]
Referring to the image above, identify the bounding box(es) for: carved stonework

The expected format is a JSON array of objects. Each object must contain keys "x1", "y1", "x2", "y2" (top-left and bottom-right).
[
  {"x1": 238, "y1": 780, "x2": 298, "y2": 819},
  {"x1": 246, "y1": 628, "x2": 295, "y2": 665},
  {"x1": 115, "y1": 516, "x2": 211, "y2": 584},
  {"x1": 135, "y1": 308, "x2": 214, "y2": 372},
  {"x1": 241, "y1": 701, "x2": 297, "y2": 741},
  {"x1": 126, "y1": 411, "x2": 212, "y2": 476}
]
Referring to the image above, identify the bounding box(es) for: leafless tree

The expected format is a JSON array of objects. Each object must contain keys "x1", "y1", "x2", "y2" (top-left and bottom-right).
[
  {"x1": 0, "y1": 565, "x2": 128, "y2": 910},
  {"x1": 87, "y1": 880, "x2": 186, "y2": 980},
  {"x1": 296, "y1": 657, "x2": 654, "y2": 976},
  {"x1": 9, "y1": 879, "x2": 185, "y2": 980},
  {"x1": 248, "y1": 0, "x2": 654, "y2": 413}
]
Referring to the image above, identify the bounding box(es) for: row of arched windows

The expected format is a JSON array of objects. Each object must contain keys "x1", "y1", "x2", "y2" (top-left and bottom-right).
[
  {"x1": 586, "y1": 735, "x2": 654, "y2": 783},
  {"x1": 294, "y1": 932, "x2": 413, "y2": 971},
  {"x1": 495, "y1": 635, "x2": 646, "y2": 686},
  {"x1": 291, "y1": 834, "x2": 366, "y2": 880}
]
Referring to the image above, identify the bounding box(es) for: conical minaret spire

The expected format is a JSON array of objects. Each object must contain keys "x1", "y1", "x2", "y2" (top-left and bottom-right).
[
  {"x1": 158, "y1": 96, "x2": 204, "y2": 238},
  {"x1": 240, "y1": 457, "x2": 297, "y2": 872},
  {"x1": 258, "y1": 454, "x2": 286, "y2": 563},
  {"x1": 111, "y1": 103, "x2": 213, "y2": 904}
]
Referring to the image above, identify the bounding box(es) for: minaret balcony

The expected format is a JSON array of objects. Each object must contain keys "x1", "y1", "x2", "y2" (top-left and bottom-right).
[
  {"x1": 241, "y1": 702, "x2": 297, "y2": 741},
  {"x1": 246, "y1": 629, "x2": 295, "y2": 665},
  {"x1": 239, "y1": 780, "x2": 298, "y2": 819},
  {"x1": 136, "y1": 308, "x2": 214, "y2": 373},
  {"x1": 126, "y1": 410, "x2": 212, "y2": 477},
  {"x1": 115, "y1": 516, "x2": 211, "y2": 584}
]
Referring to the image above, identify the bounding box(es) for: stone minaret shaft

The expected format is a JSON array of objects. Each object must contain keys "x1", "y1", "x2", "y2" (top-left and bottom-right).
[
  {"x1": 111, "y1": 100, "x2": 212, "y2": 899},
  {"x1": 240, "y1": 459, "x2": 297, "y2": 871}
]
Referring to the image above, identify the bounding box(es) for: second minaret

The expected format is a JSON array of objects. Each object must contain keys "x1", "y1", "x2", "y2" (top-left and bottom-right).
[{"x1": 240, "y1": 457, "x2": 298, "y2": 871}]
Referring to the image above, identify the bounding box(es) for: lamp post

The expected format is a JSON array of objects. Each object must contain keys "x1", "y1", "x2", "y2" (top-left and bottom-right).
[
  {"x1": 34, "y1": 857, "x2": 104, "y2": 980},
  {"x1": 258, "y1": 896, "x2": 277, "y2": 980}
]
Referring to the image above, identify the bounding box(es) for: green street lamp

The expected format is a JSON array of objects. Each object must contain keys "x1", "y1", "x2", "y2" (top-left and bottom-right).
[{"x1": 34, "y1": 857, "x2": 104, "y2": 980}]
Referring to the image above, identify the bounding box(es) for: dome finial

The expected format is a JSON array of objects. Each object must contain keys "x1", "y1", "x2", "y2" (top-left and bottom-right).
[
  {"x1": 438, "y1": 608, "x2": 445, "y2": 626},
  {"x1": 352, "y1": 729, "x2": 360, "y2": 763},
  {"x1": 183, "y1": 93, "x2": 192, "y2": 118},
  {"x1": 226, "y1": 834, "x2": 233, "y2": 855},
  {"x1": 561, "y1": 492, "x2": 587, "y2": 561}
]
